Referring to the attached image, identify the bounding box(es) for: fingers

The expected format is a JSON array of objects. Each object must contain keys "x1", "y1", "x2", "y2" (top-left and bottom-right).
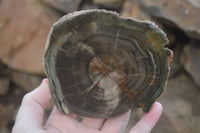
[
  {"x1": 45, "y1": 106, "x2": 99, "y2": 133},
  {"x1": 101, "y1": 110, "x2": 131, "y2": 133},
  {"x1": 129, "y1": 102, "x2": 163, "y2": 133},
  {"x1": 13, "y1": 79, "x2": 51, "y2": 132}
]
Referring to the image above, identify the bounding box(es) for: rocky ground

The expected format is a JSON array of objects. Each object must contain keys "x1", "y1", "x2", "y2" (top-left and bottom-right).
[
  {"x1": 0, "y1": 0, "x2": 200, "y2": 133},
  {"x1": 125, "y1": 72, "x2": 200, "y2": 133}
]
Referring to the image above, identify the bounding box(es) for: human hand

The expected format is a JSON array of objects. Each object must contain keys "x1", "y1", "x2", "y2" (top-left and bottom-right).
[{"x1": 12, "y1": 79, "x2": 163, "y2": 133}]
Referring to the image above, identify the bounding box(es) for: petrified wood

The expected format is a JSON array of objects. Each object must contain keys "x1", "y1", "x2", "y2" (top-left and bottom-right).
[{"x1": 44, "y1": 9, "x2": 172, "y2": 118}]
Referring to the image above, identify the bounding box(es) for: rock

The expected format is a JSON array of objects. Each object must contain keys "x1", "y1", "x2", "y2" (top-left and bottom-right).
[
  {"x1": 42, "y1": 0, "x2": 82, "y2": 13},
  {"x1": 0, "y1": 62, "x2": 10, "y2": 96},
  {"x1": 0, "y1": 61, "x2": 10, "y2": 76},
  {"x1": 0, "y1": 104, "x2": 7, "y2": 131},
  {"x1": 154, "y1": 73, "x2": 200, "y2": 133},
  {"x1": 11, "y1": 70, "x2": 43, "y2": 92},
  {"x1": 125, "y1": 73, "x2": 200, "y2": 133},
  {"x1": 0, "y1": 78, "x2": 10, "y2": 96},
  {"x1": 0, "y1": 84, "x2": 25, "y2": 133},
  {"x1": 164, "y1": 27, "x2": 176, "y2": 46},
  {"x1": 80, "y1": 3, "x2": 100, "y2": 10},
  {"x1": 121, "y1": 0, "x2": 151, "y2": 20},
  {"x1": 169, "y1": 43, "x2": 181, "y2": 78},
  {"x1": 0, "y1": 103, "x2": 15, "y2": 133},
  {"x1": 138, "y1": 0, "x2": 200, "y2": 39},
  {"x1": 93, "y1": 0, "x2": 123, "y2": 10},
  {"x1": 0, "y1": 127, "x2": 9, "y2": 133},
  {"x1": 121, "y1": 0, "x2": 176, "y2": 46},
  {"x1": 0, "y1": 0, "x2": 61, "y2": 75},
  {"x1": 181, "y1": 41, "x2": 200, "y2": 87}
]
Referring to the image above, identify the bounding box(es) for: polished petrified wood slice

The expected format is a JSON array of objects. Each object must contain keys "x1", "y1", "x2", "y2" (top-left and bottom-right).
[{"x1": 44, "y1": 9, "x2": 172, "y2": 118}]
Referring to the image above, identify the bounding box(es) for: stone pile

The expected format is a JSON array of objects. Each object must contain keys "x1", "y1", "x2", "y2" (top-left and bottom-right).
[{"x1": 0, "y1": 0, "x2": 200, "y2": 133}]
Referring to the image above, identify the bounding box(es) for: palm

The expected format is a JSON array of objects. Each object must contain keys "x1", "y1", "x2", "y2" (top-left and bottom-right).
[
  {"x1": 12, "y1": 79, "x2": 162, "y2": 133},
  {"x1": 44, "y1": 107, "x2": 129, "y2": 133}
]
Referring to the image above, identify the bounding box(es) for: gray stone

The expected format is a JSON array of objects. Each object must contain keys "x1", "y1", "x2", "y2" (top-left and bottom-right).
[
  {"x1": 154, "y1": 73, "x2": 200, "y2": 133},
  {"x1": 42, "y1": 0, "x2": 82, "y2": 13},
  {"x1": 169, "y1": 43, "x2": 182, "y2": 78},
  {"x1": 125, "y1": 73, "x2": 200, "y2": 133},
  {"x1": 138, "y1": 0, "x2": 200, "y2": 39},
  {"x1": 121, "y1": 0, "x2": 176, "y2": 46},
  {"x1": 11, "y1": 70, "x2": 43, "y2": 92},
  {"x1": 0, "y1": 103, "x2": 15, "y2": 133},
  {"x1": 0, "y1": 78, "x2": 10, "y2": 96},
  {"x1": 121, "y1": 0, "x2": 151, "y2": 20},
  {"x1": 0, "y1": 128, "x2": 9, "y2": 133},
  {"x1": 0, "y1": 62, "x2": 10, "y2": 76},
  {"x1": 164, "y1": 27, "x2": 176, "y2": 46},
  {"x1": 80, "y1": 3, "x2": 100, "y2": 10},
  {"x1": 181, "y1": 41, "x2": 200, "y2": 87},
  {"x1": 93, "y1": 0, "x2": 123, "y2": 9}
]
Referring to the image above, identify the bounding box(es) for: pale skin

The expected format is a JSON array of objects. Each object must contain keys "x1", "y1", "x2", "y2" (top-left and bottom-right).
[{"x1": 12, "y1": 79, "x2": 163, "y2": 133}]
